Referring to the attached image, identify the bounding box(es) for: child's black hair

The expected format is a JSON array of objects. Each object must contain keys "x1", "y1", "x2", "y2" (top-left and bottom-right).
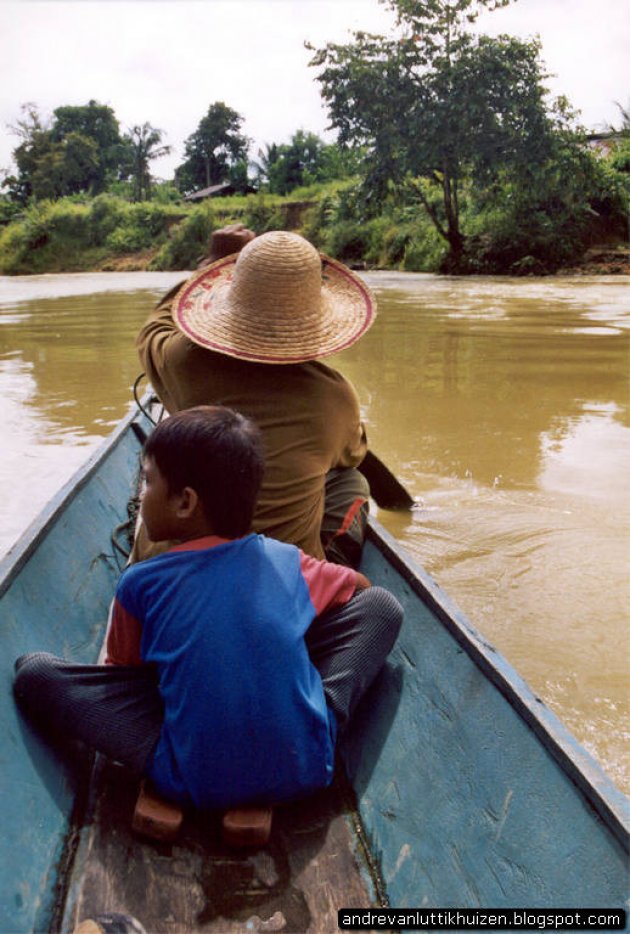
[{"x1": 143, "y1": 406, "x2": 265, "y2": 538}]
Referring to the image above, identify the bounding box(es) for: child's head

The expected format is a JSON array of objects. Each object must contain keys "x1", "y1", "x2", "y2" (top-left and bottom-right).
[{"x1": 141, "y1": 406, "x2": 264, "y2": 541}]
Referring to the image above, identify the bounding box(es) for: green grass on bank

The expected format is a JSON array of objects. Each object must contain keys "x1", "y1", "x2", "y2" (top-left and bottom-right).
[
  {"x1": 0, "y1": 172, "x2": 627, "y2": 276},
  {"x1": 0, "y1": 183, "x2": 353, "y2": 275},
  {"x1": 0, "y1": 181, "x2": 450, "y2": 276},
  {"x1": 0, "y1": 196, "x2": 180, "y2": 274}
]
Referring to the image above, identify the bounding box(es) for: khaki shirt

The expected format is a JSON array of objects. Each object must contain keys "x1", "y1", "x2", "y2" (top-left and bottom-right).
[{"x1": 136, "y1": 293, "x2": 367, "y2": 558}]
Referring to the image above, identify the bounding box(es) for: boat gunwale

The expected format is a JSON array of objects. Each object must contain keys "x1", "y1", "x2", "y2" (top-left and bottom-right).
[
  {"x1": 1, "y1": 403, "x2": 627, "y2": 856},
  {"x1": 0, "y1": 399, "x2": 145, "y2": 598},
  {"x1": 365, "y1": 518, "x2": 630, "y2": 852}
]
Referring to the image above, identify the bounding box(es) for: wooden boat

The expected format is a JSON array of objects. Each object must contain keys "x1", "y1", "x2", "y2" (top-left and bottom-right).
[{"x1": 1, "y1": 400, "x2": 628, "y2": 933}]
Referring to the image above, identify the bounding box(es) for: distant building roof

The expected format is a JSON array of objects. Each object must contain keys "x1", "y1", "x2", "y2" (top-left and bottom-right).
[
  {"x1": 585, "y1": 131, "x2": 624, "y2": 156},
  {"x1": 184, "y1": 182, "x2": 256, "y2": 201}
]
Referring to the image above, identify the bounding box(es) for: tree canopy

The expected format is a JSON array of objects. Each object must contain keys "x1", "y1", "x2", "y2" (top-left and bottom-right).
[
  {"x1": 174, "y1": 102, "x2": 249, "y2": 194},
  {"x1": 6, "y1": 100, "x2": 127, "y2": 201},
  {"x1": 309, "y1": 0, "x2": 581, "y2": 266},
  {"x1": 50, "y1": 101, "x2": 124, "y2": 189},
  {"x1": 254, "y1": 131, "x2": 363, "y2": 194},
  {"x1": 5, "y1": 101, "x2": 174, "y2": 204},
  {"x1": 121, "y1": 123, "x2": 171, "y2": 202}
]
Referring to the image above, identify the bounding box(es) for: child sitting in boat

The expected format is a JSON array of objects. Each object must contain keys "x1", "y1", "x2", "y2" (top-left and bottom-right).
[{"x1": 14, "y1": 406, "x2": 403, "y2": 814}]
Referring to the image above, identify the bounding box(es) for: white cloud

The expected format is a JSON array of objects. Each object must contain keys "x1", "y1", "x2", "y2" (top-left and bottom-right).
[{"x1": 1, "y1": 0, "x2": 627, "y2": 181}]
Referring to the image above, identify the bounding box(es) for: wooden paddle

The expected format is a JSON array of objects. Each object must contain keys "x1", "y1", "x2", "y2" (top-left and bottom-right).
[{"x1": 358, "y1": 450, "x2": 415, "y2": 511}]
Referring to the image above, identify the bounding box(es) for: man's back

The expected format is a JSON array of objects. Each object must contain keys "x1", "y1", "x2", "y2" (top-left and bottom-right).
[{"x1": 138, "y1": 300, "x2": 367, "y2": 557}]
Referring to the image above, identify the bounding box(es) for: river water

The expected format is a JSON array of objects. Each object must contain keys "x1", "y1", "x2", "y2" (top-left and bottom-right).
[{"x1": 1, "y1": 270, "x2": 628, "y2": 793}]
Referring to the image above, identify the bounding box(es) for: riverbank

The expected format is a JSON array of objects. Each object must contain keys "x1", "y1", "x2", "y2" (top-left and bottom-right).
[
  {"x1": 556, "y1": 246, "x2": 630, "y2": 276},
  {"x1": 0, "y1": 188, "x2": 323, "y2": 276},
  {"x1": 96, "y1": 243, "x2": 630, "y2": 276},
  {"x1": 1, "y1": 187, "x2": 628, "y2": 277}
]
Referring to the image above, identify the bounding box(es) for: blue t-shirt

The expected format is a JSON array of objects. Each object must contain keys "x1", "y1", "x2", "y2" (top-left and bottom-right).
[{"x1": 112, "y1": 533, "x2": 357, "y2": 809}]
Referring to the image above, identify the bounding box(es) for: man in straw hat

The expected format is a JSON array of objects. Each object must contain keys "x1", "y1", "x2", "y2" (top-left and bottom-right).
[{"x1": 135, "y1": 225, "x2": 377, "y2": 567}]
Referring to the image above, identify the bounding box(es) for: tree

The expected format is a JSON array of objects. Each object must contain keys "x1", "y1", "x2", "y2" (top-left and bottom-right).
[
  {"x1": 279, "y1": 130, "x2": 327, "y2": 192},
  {"x1": 254, "y1": 131, "x2": 324, "y2": 194},
  {"x1": 122, "y1": 123, "x2": 171, "y2": 201},
  {"x1": 315, "y1": 142, "x2": 365, "y2": 183},
  {"x1": 50, "y1": 100, "x2": 125, "y2": 192},
  {"x1": 253, "y1": 142, "x2": 283, "y2": 190},
  {"x1": 175, "y1": 102, "x2": 249, "y2": 194},
  {"x1": 254, "y1": 132, "x2": 360, "y2": 194},
  {"x1": 606, "y1": 101, "x2": 630, "y2": 137},
  {"x1": 227, "y1": 159, "x2": 254, "y2": 194},
  {"x1": 8, "y1": 102, "x2": 48, "y2": 143},
  {"x1": 602, "y1": 102, "x2": 630, "y2": 175},
  {"x1": 5, "y1": 100, "x2": 127, "y2": 201},
  {"x1": 5, "y1": 103, "x2": 53, "y2": 202},
  {"x1": 309, "y1": 0, "x2": 565, "y2": 267},
  {"x1": 35, "y1": 132, "x2": 101, "y2": 199}
]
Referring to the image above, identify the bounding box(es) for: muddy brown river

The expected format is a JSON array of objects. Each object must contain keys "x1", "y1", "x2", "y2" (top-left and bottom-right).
[{"x1": 1, "y1": 270, "x2": 628, "y2": 792}]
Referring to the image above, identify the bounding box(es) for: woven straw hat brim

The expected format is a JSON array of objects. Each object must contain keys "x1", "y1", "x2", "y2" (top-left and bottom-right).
[{"x1": 172, "y1": 253, "x2": 376, "y2": 364}]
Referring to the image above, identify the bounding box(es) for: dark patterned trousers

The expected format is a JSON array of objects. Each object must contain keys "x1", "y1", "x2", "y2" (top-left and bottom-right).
[{"x1": 14, "y1": 586, "x2": 402, "y2": 778}]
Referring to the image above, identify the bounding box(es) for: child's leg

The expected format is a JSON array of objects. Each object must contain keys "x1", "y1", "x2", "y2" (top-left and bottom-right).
[
  {"x1": 13, "y1": 652, "x2": 162, "y2": 774},
  {"x1": 305, "y1": 586, "x2": 403, "y2": 731}
]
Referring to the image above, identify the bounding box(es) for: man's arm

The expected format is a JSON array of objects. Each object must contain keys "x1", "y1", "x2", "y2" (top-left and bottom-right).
[
  {"x1": 332, "y1": 378, "x2": 368, "y2": 470},
  {"x1": 197, "y1": 224, "x2": 255, "y2": 268},
  {"x1": 136, "y1": 225, "x2": 256, "y2": 412},
  {"x1": 136, "y1": 294, "x2": 188, "y2": 413}
]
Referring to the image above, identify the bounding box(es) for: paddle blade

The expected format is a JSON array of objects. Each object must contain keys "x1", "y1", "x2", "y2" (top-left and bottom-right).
[{"x1": 358, "y1": 450, "x2": 415, "y2": 511}]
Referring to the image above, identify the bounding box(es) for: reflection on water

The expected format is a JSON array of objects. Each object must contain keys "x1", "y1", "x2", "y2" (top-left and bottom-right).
[
  {"x1": 0, "y1": 272, "x2": 186, "y2": 551},
  {"x1": 540, "y1": 403, "x2": 629, "y2": 500},
  {"x1": 338, "y1": 272, "x2": 630, "y2": 792},
  {"x1": 1, "y1": 270, "x2": 629, "y2": 792}
]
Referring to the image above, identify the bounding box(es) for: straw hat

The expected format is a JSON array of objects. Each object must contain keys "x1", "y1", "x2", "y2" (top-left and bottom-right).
[{"x1": 171, "y1": 230, "x2": 377, "y2": 364}]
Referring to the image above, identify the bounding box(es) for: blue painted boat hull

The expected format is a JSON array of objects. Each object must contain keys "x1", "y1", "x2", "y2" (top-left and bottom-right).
[
  {"x1": 0, "y1": 404, "x2": 153, "y2": 933},
  {"x1": 345, "y1": 526, "x2": 629, "y2": 909},
  {"x1": 0, "y1": 403, "x2": 628, "y2": 932}
]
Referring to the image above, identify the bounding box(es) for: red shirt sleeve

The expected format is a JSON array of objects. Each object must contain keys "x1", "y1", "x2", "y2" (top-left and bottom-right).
[
  {"x1": 106, "y1": 597, "x2": 143, "y2": 666},
  {"x1": 299, "y1": 551, "x2": 359, "y2": 616}
]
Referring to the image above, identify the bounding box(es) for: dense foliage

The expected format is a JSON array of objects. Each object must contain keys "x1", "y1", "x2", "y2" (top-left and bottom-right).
[
  {"x1": 254, "y1": 131, "x2": 362, "y2": 194},
  {"x1": 0, "y1": 194, "x2": 183, "y2": 274},
  {"x1": 174, "y1": 102, "x2": 250, "y2": 195},
  {"x1": 0, "y1": 186, "x2": 330, "y2": 274},
  {"x1": 308, "y1": 0, "x2": 627, "y2": 271},
  {"x1": 1, "y1": 36, "x2": 627, "y2": 275},
  {"x1": 4, "y1": 101, "x2": 170, "y2": 204}
]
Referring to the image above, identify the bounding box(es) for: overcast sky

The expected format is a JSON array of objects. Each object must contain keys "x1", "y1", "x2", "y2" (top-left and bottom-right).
[{"x1": 1, "y1": 0, "x2": 628, "y2": 181}]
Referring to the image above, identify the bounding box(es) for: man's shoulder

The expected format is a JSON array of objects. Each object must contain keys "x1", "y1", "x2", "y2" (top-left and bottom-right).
[
  {"x1": 299, "y1": 361, "x2": 359, "y2": 399},
  {"x1": 303, "y1": 359, "x2": 347, "y2": 381}
]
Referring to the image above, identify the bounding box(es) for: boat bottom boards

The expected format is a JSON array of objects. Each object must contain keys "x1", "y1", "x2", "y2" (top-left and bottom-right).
[{"x1": 62, "y1": 757, "x2": 378, "y2": 933}]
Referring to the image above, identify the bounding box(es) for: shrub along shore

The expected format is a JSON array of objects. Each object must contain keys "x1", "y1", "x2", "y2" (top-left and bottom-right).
[{"x1": 0, "y1": 181, "x2": 628, "y2": 278}]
